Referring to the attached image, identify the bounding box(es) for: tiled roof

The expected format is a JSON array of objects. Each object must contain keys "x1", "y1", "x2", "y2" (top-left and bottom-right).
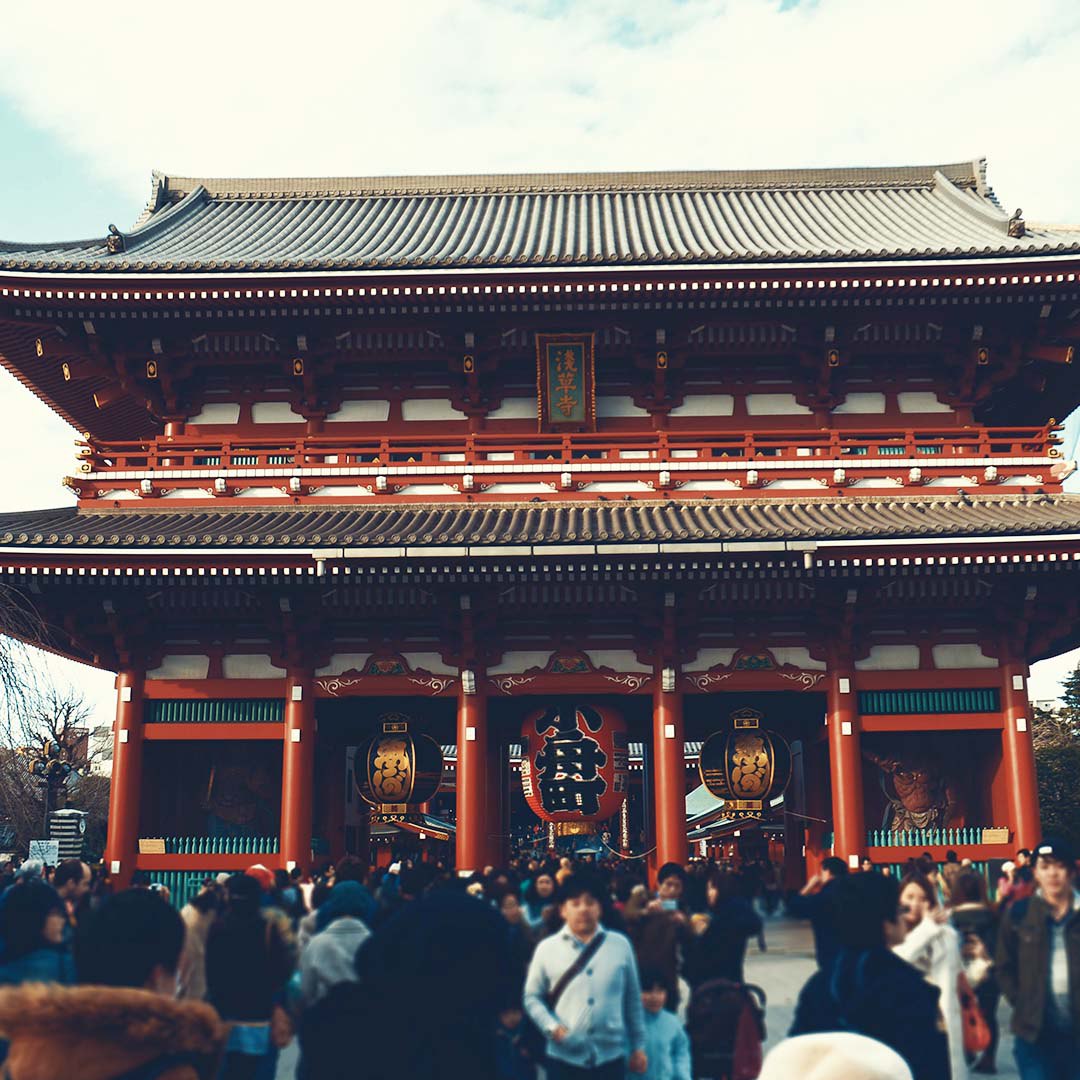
[
  {"x1": 0, "y1": 494, "x2": 1077, "y2": 550},
  {"x1": 2, "y1": 160, "x2": 1077, "y2": 274}
]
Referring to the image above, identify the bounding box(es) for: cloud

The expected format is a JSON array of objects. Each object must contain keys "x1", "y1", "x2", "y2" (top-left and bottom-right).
[
  {"x1": 2, "y1": 0, "x2": 1080, "y2": 713},
  {"x1": 0, "y1": 0, "x2": 1078, "y2": 223}
]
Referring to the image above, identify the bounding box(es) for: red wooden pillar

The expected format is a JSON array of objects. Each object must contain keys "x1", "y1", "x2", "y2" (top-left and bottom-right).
[
  {"x1": 1001, "y1": 658, "x2": 1041, "y2": 851},
  {"x1": 104, "y1": 669, "x2": 145, "y2": 888},
  {"x1": 826, "y1": 664, "x2": 865, "y2": 869},
  {"x1": 281, "y1": 669, "x2": 315, "y2": 871},
  {"x1": 456, "y1": 677, "x2": 488, "y2": 874},
  {"x1": 652, "y1": 669, "x2": 688, "y2": 871}
]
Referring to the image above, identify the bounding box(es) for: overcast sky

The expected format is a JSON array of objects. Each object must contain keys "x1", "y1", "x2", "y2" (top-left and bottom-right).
[{"x1": 1, "y1": 0, "x2": 1079, "y2": 727}]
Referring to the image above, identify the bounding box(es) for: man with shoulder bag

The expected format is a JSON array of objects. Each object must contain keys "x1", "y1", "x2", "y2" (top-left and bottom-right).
[{"x1": 524, "y1": 873, "x2": 647, "y2": 1080}]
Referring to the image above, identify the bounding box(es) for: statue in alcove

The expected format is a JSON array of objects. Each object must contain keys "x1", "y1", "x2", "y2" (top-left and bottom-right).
[
  {"x1": 863, "y1": 741, "x2": 963, "y2": 832},
  {"x1": 203, "y1": 750, "x2": 277, "y2": 837}
]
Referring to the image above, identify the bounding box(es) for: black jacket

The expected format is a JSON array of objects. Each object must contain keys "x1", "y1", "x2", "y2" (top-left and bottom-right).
[
  {"x1": 790, "y1": 946, "x2": 949, "y2": 1080},
  {"x1": 685, "y1": 897, "x2": 762, "y2": 987},
  {"x1": 786, "y1": 880, "x2": 842, "y2": 970}
]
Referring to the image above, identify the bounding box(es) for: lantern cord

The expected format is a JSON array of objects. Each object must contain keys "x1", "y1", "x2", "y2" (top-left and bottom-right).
[{"x1": 599, "y1": 841, "x2": 657, "y2": 861}]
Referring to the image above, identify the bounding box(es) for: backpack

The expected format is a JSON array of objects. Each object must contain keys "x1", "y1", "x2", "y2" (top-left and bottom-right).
[{"x1": 686, "y1": 978, "x2": 766, "y2": 1080}]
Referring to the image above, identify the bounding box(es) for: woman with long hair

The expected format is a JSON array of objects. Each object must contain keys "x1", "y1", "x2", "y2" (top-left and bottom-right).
[
  {"x1": 895, "y1": 873, "x2": 967, "y2": 1079},
  {"x1": 0, "y1": 881, "x2": 73, "y2": 986},
  {"x1": 949, "y1": 870, "x2": 999, "y2": 1075}
]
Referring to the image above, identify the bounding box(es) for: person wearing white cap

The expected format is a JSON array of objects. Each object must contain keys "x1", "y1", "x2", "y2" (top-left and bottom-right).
[{"x1": 761, "y1": 1033, "x2": 913, "y2": 1080}]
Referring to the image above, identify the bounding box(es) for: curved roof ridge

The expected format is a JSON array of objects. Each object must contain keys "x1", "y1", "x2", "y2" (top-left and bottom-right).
[{"x1": 151, "y1": 161, "x2": 985, "y2": 202}]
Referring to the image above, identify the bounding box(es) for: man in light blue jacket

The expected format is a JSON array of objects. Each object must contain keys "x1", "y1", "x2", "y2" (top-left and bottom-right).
[{"x1": 524, "y1": 873, "x2": 647, "y2": 1080}]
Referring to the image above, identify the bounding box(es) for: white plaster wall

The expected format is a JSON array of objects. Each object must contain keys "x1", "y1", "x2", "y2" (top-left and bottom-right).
[
  {"x1": 401, "y1": 399, "x2": 467, "y2": 421},
  {"x1": 854, "y1": 645, "x2": 921, "y2": 671},
  {"x1": 252, "y1": 402, "x2": 303, "y2": 424},
  {"x1": 484, "y1": 483, "x2": 553, "y2": 494},
  {"x1": 397, "y1": 484, "x2": 458, "y2": 495},
  {"x1": 745, "y1": 394, "x2": 812, "y2": 416},
  {"x1": 325, "y1": 400, "x2": 391, "y2": 423},
  {"x1": 488, "y1": 651, "x2": 555, "y2": 675},
  {"x1": 147, "y1": 654, "x2": 211, "y2": 680},
  {"x1": 188, "y1": 403, "x2": 241, "y2": 425},
  {"x1": 586, "y1": 649, "x2": 652, "y2": 673},
  {"x1": 683, "y1": 648, "x2": 738, "y2": 673},
  {"x1": 316, "y1": 654, "x2": 370, "y2": 676},
  {"x1": 669, "y1": 394, "x2": 735, "y2": 417},
  {"x1": 487, "y1": 398, "x2": 537, "y2": 420},
  {"x1": 402, "y1": 652, "x2": 458, "y2": 675},
  {"x1": 222, "y1": 654, "x2": 287, "y2": 678},
  {"x1": 237, "y1": 488, "x2": 287, "y2": 499},
  {"x1": 832, "y1": 393, "x2": 887, "y2": 415},
  {"x1": 771, "y1": 647, "x2": 826, "y2": 671},
  {"x1": 597, "y1": 396, "x2": 648, "y2": 417},
  {"x1": 897, "y1": 391, "x2": 953, "y2": 414},
  {"x1": 932, "y1": 644, "x2": 999, "y2": 669}
]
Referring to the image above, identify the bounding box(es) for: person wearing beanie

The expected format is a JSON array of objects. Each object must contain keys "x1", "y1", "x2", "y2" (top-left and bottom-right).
[
  {"x1": 997, "y1": 836, "x2": 1080, "y2": 1078},
  {"x1": 761, "y1": 1033, "x2": 913, "y2": 1080},
  {"x1": 298, "y1": 881, "x2": 373, "y2": 1007}
]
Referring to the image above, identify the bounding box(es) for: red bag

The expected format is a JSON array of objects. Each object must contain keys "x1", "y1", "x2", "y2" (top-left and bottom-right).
[{"x1": 957, "y1": 972, "x2": 991, "y2": 1056}]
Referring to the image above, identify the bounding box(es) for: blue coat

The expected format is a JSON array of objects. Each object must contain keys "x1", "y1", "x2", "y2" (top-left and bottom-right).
[
  {"x1": 640, "y1": 1008, "x2": 691, "y2": 1080},
  {"x1": 0, "y1": 947, "x2": 74, "y2": 986}
]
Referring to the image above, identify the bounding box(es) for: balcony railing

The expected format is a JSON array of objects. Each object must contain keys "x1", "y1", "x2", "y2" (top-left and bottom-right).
[
  {"x1": 67, "y1": 423, "x2": 1063, "y2": 503},
  {"x1": 75, "y1": 424, "x2": 1058, "y2": 479}
]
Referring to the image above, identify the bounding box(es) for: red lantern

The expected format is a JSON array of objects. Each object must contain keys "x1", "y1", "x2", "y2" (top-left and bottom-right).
[{"x1": 520, "y1": 703, "x2": 628, "y2": 835}]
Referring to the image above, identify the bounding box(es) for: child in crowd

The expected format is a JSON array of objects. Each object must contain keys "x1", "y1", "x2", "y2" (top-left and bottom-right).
[
  {"x1": 494, "y1": 1006, "x2": 538, "y2": 1080},
  {"x1": 639, "y1": 968, "x2": 691, "y2": 1080}
]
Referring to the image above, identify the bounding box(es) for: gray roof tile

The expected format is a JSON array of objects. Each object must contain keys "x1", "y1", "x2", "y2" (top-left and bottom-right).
[
  {"x1": 2, "y1": 161, "x2": 1078, "y2": 274},
  {"x1": 0, "y1": 495, "x2": 1077, "y2": 550}
]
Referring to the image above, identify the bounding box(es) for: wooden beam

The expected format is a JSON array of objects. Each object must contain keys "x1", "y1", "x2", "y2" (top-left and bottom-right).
[
  {"x1": 142, "y1": 722, "x2": 284, "y2": 741},
  {"x1": 860, "y1": 713, "x2": 1003, "y2": 732}
]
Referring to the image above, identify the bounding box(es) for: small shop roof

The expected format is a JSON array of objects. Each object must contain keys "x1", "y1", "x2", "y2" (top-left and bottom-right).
[
  {"x1": 0, "y1": 494, "x2": 1078, "y2": 552},
  {"x1": 2, "y1": 160, "x2": 1079, "y2": 274}
]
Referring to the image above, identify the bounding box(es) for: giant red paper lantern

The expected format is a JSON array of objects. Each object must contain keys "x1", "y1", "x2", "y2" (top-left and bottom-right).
[{"x1": 520, "y1": 703, "x2": 628, "y2": 835}]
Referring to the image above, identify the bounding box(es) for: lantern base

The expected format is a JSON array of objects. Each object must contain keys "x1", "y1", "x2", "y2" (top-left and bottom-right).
[{"x1": 553, "y1": 821, "x2": 596, "y2": 837}]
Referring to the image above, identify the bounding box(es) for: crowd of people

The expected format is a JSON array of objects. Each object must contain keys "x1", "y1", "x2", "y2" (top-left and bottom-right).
[{"x1": 0, "y1": 838, "x2": 1071, "y2": 1080}]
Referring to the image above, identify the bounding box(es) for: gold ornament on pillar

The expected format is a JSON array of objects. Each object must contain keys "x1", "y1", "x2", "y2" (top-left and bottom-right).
[
  {"x1": 355, "y1": 715, "x2": 444, "y2": 822},
  {"x1": 699, "y1": 708, "x2": 792, "y2": 817}
]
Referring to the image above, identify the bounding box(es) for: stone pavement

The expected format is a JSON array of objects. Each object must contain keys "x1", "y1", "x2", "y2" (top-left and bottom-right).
[
  {"x1": 277, "y1": 915, "x2": 1019, "y2": 1078},
  {"x1": 745, "y1": 915, "x2": 1018, "y2": 1077}
]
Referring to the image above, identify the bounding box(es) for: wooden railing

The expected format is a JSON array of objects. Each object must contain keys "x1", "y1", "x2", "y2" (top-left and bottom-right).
[{"x1": 76, "y1": 424, "x2": 1058, "y2": 475}]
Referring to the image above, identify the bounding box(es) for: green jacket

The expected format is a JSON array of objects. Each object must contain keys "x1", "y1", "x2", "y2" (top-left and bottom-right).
[{"x1": 996, "y1": 891, "x2": 1080, "y2": 1042}]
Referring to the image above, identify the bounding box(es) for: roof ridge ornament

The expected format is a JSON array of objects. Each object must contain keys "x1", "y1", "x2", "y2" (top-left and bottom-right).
[
  {"x1": 1008, "y1": 208, "x2": 1026, "y2": 239},
  {"x1": 106, "y1": 225, "x2": 125, "y2": 254}
]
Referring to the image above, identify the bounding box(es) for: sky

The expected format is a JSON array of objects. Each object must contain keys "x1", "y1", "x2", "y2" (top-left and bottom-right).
[{"x1": 1, "y1": 0, "x2": 1079, "y2": 729}]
